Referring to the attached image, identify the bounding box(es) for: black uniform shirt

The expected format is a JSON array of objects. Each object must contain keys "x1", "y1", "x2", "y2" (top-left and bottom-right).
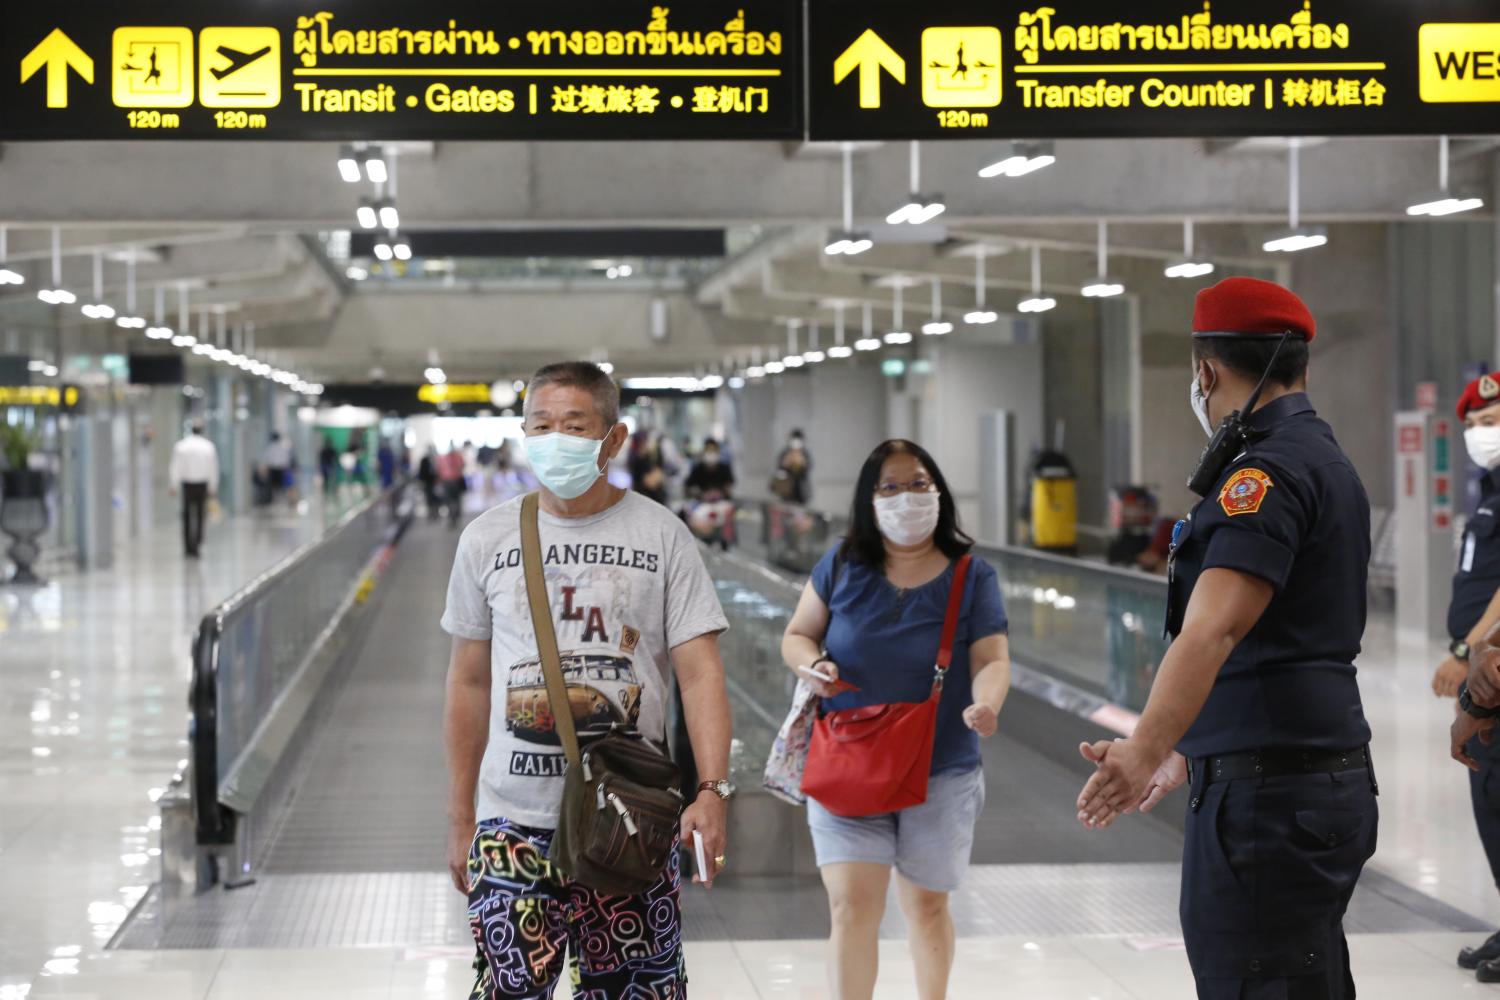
[
  {"x1": 1168, "y1": 393, "x2": 1373, "y2": 759},
  {"x1": 1449, "y1": 472, "x2": 1500, "y2": 641}
]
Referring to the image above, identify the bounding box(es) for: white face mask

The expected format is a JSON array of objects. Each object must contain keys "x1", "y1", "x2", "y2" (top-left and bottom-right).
[
  {"x1": 1190, "y1": 369, "x2": 1214, "y2": 438},
  {"x1": 873, "y1": 491, "x2": 942, "y2": 546},
  {"x1": 1466, "y1": 426, "x2": 1500, "y2": 470}
]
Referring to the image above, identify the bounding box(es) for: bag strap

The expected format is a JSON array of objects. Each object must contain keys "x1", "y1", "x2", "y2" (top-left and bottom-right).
[
  {"x1": 934, "y1": 554, "x2": 973, "y2": 680},
  {"x1": 519, "y1": 492, "x2": 582, "y2": 769}
]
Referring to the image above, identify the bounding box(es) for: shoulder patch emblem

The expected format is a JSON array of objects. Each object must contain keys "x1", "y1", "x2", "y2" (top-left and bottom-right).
[{"x1": 1219, "y1": 468, "x2": 1274, "y2": 517}]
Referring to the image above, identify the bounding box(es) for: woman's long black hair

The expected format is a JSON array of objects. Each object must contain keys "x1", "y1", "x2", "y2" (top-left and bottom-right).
[{"x1": 840, "y1": 439, "x2": 973, "y2": 568}]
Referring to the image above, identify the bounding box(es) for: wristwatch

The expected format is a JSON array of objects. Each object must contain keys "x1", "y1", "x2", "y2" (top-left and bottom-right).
[
  {"x1": 1458, "y1": 682, "x2": 1500, "y2": 720},
  {"x1": 1452, "y1": 639, "x2": 1472, "y2": 662},
  {"x1": 697, "y1": 779, "x2": 732, "y2": 801}
]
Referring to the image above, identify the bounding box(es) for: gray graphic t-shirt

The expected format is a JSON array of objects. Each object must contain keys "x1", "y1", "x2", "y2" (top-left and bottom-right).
[{"x1": 441, "y1": 491, "x2": 728, "y2": 828}]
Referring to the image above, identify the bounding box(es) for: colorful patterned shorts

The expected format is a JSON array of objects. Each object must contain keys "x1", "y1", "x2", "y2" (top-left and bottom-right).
[{"x1": 466, "y1": 817, "x2": 686, "y2": 1000}]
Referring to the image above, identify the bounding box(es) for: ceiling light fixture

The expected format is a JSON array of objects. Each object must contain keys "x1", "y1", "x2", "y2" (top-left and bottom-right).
[
  {"x1": 1263, "y1": 139, "x2": 1327, "y2": 253},
  {"x1": 803, "y1": 321, "x2": 826, "y2": 363},
  {"x1": 356, "y1": 199, "x2": 378, "y2": 230},
  {"x1": 887, "y1": 141, "x2": 947, "y2": 225},
  {"x1": 337, "y1": 144, "x2": 362, "y2": 183},
  {"x1": 826, "y1": 142, "x2": 874, "y2": 256},
  {"x1": 377, "y1": 200, "x2": 400, "y2": 230},
  {"x1": 80, "y1": 251, "x2": 116, "y2": 320},
  {"x1": 373, "y1": 237, "x2": 394, "y2": 262},
  {"x1": 923, "y1": 277, "x2": 952, "y2": 335},
  {"x1": 392, "y1": 233, "x2": 412, "y2": 261},
  {"x1": 884, "y1": 279, "x2": 911, "y2": 343},
  {"x1": 1407, "y1": 136, "x2": 1486, "y2": 217},
  {"x1": 0, "y1": 226, "x2": 23, "y2": 285},
  {"x1": 1081, "y1": 220, "x2": 1126, "y2": 297},
  {"x1": 115, "y1": 251, "x2": 145, "y2": 328},
  {"x1": 1017, "y1": 244, "x2": 1057, "y2": 313},
  {"x1": 855, "y1": 302, "x2": 882, "y2": 351},
  {"x1": 1165, "y1": 219, "x2": 1217, "y2": 279},
  {"x1": 979, "y1": 140, "x2": 1056, "y2": 179},
  {"x1": 37, "y1": 226, "x2": 74, "y2": 305},
  {"x1": 827, "y1": 301, "x2": 854, "y2": 358},
  {"x1": 965, "y1": 246, "x2": 999, "y2": 324},
  {"x1": 362, "y1": 146, "x2": 389, "y2": 184}
]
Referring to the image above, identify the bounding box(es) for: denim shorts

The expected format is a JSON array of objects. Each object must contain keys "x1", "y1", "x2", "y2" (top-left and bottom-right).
[{"x1": 806, "y1": 766, "x2": 985, "y2": 893}]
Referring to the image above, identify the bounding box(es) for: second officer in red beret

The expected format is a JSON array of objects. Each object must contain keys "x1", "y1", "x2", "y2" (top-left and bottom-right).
[
  {"x1": 1443, "y1": 372, "x2": 1500, "y2": 980},
  {"x1": 1076, "y1": 276, "x2": 1378, "y2": 1000}
]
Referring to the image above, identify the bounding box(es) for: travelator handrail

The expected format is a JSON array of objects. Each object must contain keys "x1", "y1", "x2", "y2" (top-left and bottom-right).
[
  {"x1": 745, "y1": 498, "x2": 1170, "y2": 713},
  {"x1": 189, "y1": 486, "x2": 411, "y2": 846}
]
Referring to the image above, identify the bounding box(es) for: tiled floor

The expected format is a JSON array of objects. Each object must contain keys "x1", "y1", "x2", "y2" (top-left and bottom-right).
[
  {"x1": 19, "y1": 933, "x2": 1500, "y2": 999},
  {"x1": 0, "y1": 499, "x2": 339, "y2": 997},
  {"x1": 9, "y1": 496, "x2": 1500, "y2": 996}
]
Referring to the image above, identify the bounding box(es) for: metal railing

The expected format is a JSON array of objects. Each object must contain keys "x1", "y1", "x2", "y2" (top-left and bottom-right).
[
  {"x1": 738, "y1": 499, "x2": 1169, "y2": 714},
  {"x1": 188, "y1": 485, "x2": 412, "y2": 858}
]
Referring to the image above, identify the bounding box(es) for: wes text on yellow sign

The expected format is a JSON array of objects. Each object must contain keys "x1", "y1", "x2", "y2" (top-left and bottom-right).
[{"x1": 1420, "y1": 24, "x2": 1500, "y2": 103}]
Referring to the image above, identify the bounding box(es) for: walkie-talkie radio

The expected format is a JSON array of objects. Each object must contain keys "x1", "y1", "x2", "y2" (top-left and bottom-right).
[{"x1": 1187, "y1": 331, "x2": 1292, "y2": 497}]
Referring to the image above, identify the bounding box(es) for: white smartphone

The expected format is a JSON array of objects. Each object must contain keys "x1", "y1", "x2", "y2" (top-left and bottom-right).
[
  {"x1": 692, "y1": 830, "x2": 709, "y2": 883},
  {"x1": 797, "y1": 664, "x2": 834, "y2": 683}
]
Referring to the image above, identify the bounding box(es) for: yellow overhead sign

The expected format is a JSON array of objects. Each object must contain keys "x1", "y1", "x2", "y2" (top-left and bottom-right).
[
  {"x1": 921, "y1": 27, "x2": 1002, "y2": 107},
  {"x1": 417, "y1": 383, "x2": 492, "y2": 405},
  {"x1": 113, "y1": 27, "x2": 195, "y2": 108},
  {"x1": 199, "y1": 27, "x2": 282, "y2": 108},
  {"x1": 833, "y1": 28, "x2": 905, "y2": 108},
  {"x1": 0, "y1": 385, "x2": 77, "y2": 408},
  {"x1": 19, "y1": 28, "x2": 93, "y2": 109},
  {"x1": 1419, "y1": 24, "x2": 1500, "y2": 103}
]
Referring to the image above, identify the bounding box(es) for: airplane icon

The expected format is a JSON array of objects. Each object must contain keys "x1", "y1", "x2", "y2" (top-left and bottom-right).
[{"x1": 211, "y1": 44, "x2": 272, "y2": 81}]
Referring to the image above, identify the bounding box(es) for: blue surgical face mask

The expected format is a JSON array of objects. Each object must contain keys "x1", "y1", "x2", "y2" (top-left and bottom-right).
[{"x1": 525, "y1": 431, "x2": 608, "y2": 499}]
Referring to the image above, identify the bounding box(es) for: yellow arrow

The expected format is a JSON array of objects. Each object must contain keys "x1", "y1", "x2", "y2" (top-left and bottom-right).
[
  {"x1": 20, "y1": 28, "x2": 94, "y2": 109},
  {"x1": 833, "y1": 28, "x2": 905, "y2": 109}
]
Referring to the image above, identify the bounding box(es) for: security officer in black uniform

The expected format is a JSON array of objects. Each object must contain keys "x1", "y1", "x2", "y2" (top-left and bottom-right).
[
  {"x1": 1441, "y1": 372, "x2": 1500, "y2": 979},
  {"x1": 1077, "y1": 276, "x2": 1378, "y2": 1000}
]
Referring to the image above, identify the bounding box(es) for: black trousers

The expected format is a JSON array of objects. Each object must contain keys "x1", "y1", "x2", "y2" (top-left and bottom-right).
[
  {"x1": 181, "y1": 482, "x2": 208, "y2": 555},
  {"x1": 1469, "y1": 735, "x2": 1500, "y2": 887},
  {"x1": 1181, "y1": 764, "x2": 1379, "y2": 999}
]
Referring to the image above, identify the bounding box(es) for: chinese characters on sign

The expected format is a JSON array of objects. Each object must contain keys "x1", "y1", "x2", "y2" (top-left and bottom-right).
[
  {"x1": 1, "y1": 2, "x2": 802, "y2": 139},
  {"x1": 3, "y1": 1, "x2": 1499, "y2": 140},
  {"x1": 808, "y1": 0, "x2": 1500, "y2": 140}
]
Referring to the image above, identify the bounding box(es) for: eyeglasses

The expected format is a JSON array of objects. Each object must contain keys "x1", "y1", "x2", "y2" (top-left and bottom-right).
[{"x1": 875, "y1": 476, "x2": 937, "y2": 498}]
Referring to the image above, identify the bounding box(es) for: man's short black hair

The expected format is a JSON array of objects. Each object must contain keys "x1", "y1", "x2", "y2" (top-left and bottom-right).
[
  {"x1": 526, "y1": 361, "x2": 620, "y2": 426},
  {"x1": 1193, "y1": 336, "x2": 1309, "y2": 387}
]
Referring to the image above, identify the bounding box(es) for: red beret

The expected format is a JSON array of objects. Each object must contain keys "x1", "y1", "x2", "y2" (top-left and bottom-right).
[
  {"x1": 1192, "y1": 276, "x2": 1316, "y2": 344},
  {"x1": 1458, "y1": 373, "x2": 1500, "y2": 419}
]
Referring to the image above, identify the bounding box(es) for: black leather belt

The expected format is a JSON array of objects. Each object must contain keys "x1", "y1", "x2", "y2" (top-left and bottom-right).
[{"x1": 1197, "y1": 746, "x2": 1370, "y2": 786}]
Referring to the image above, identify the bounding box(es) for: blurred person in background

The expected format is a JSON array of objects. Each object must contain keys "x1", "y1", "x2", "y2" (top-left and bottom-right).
[
  {"x1": 437, "y1": 443, "x2": 466, "y2": 528},
  {"x1": 318, "y1": 436, "x2": 339, "y2": 498},
  {"x1": 418, "y1": 447, "x2": 440, "y2": 519},
  {"x1": 260, "y1": 431, "x2": 292, "y2": 505},
  {"x1": 773, "y1": 428, "x2": 813, "y2": 505},
  {"x1": 377, "y1": 438, "x2": 397, "y2": 490},
  {"x1": 685, "y1": 438, "x2": 735, "y2": 501},
  {"x1": 169, "y1": 421, "x2": 219, "y2": 559},
  {"x1": 629, "y1": 428, "x2": 669, "y2": 506}
]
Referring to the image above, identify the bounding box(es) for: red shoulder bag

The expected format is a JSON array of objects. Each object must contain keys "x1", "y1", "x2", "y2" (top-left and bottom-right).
[{"x1": 801, "y1": 554, "x2": 973, "y2": 817}]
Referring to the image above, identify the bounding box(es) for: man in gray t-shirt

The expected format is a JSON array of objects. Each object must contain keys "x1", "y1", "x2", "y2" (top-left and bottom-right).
[{"x1": 442, "y1": 361, "x2": 732, "y2": 999}]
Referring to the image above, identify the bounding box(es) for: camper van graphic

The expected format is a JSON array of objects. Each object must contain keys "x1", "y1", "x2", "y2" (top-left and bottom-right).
[{"x1": 505, "y1": 652, "x2": 642, "y2": 745}]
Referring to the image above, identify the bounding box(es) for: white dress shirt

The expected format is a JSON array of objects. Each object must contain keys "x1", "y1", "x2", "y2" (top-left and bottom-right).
[{"x1": 169, "y1": 435, "x2": 220, "y2": 487}]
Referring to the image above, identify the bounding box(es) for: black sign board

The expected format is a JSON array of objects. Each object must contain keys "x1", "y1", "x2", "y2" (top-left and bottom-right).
[
  {"x1": 0, "y1": 1, "x2": 802, "y2": 140},
  {"x1": 808, "y1": 0, "x2": 1500, "y2": 139}
]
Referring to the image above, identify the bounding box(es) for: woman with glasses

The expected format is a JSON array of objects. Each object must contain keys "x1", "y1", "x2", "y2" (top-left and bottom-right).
[{"x1": 781, "y1": 439, "x2": 1012, "y2": 1000}]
